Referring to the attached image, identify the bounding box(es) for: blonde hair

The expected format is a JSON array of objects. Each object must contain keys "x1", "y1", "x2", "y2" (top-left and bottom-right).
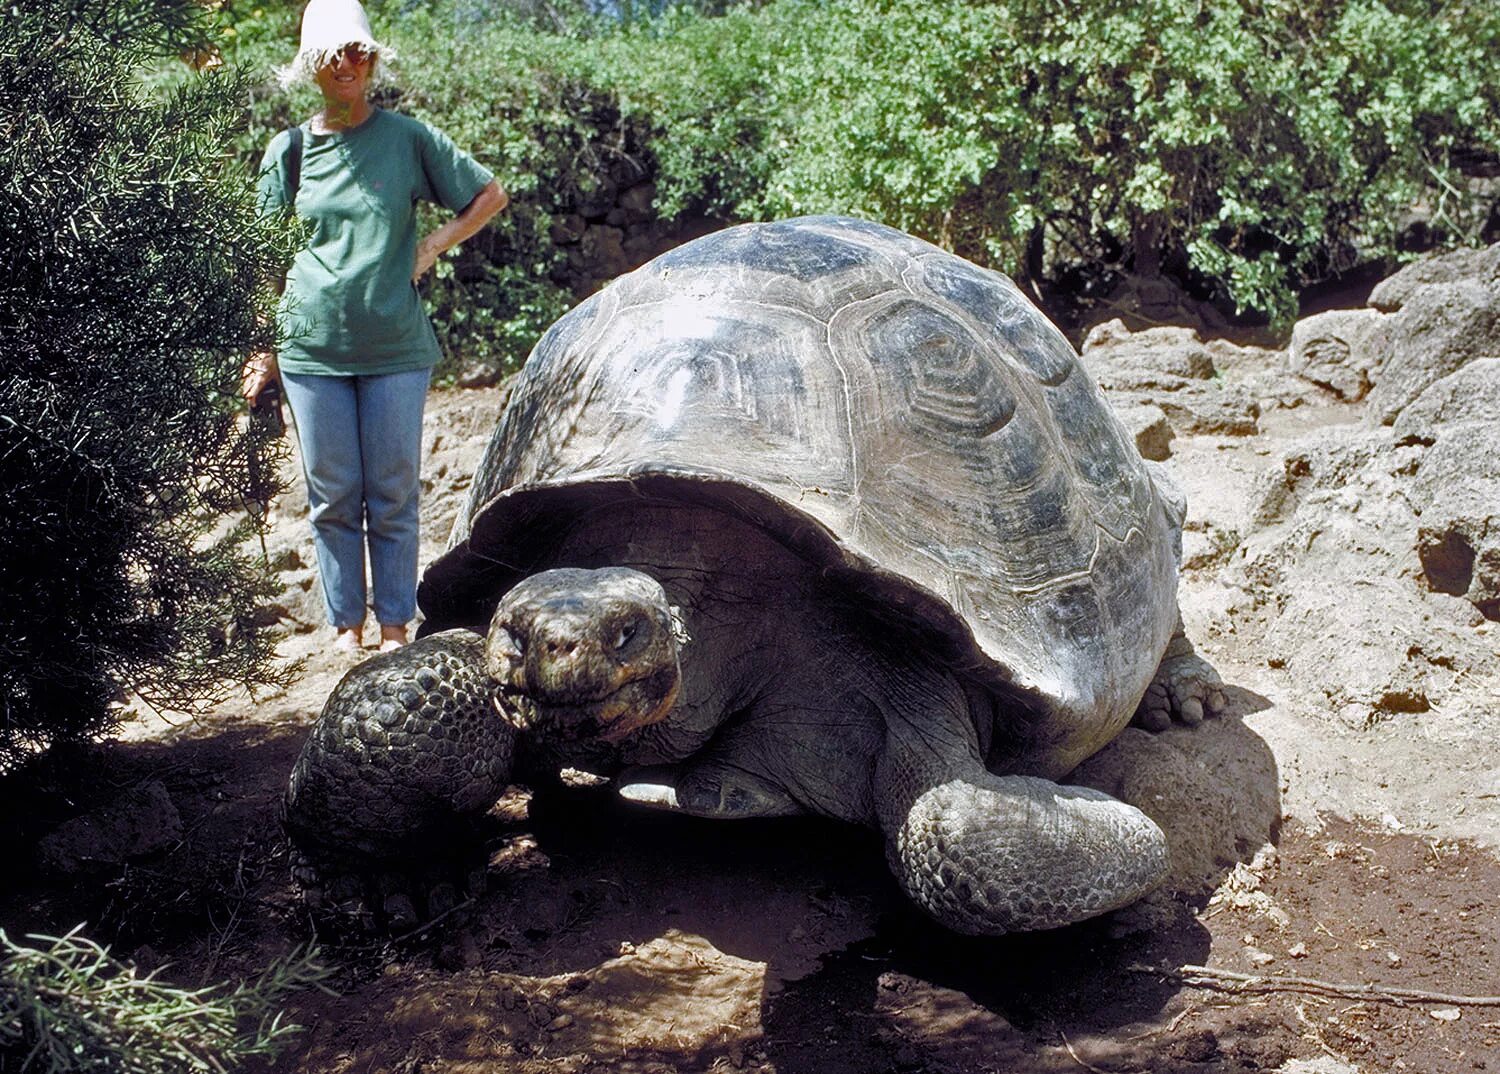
[{"x1": 276, "y1": 41, "x2": 398, "y2": 91}]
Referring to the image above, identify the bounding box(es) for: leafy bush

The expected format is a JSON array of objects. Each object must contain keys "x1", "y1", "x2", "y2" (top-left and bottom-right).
[
  {"x1": 0, "y1": 0, "x2": 297, "y2": 765},
  {"x1": 225, "y1": 0, "x2": 1500, "y2": 370},
  {"x1": 625, "y1": 0, "x2": 1500, "y2": 325},
  {"x1": 0, "y1": 926, "x2": 328, "y2": 1073}
]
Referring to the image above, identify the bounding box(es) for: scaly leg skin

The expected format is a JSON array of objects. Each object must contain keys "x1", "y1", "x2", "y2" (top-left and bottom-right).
[
  {"x1": 875, "y1": 715, "x2": 1169, "y2": 935},
  {"x1": 283, "y1": 629, "x2": 516, "y2": 928},
  {"x1": 1134, "y1": 617, "x2": 1228, "y2": 732}
]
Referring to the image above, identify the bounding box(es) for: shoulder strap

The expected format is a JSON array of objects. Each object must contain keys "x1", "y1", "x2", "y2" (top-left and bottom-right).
[{"x1": 284, "y1": 126, "x2": 303, "y2": 207}]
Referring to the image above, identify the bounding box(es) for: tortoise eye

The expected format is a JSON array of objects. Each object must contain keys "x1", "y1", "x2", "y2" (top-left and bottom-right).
[{"x1": 612, "y1": 621, "x2": 640, "y2": 652}]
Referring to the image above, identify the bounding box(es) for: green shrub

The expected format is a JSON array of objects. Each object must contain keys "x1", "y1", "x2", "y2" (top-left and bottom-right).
[
  {"x1": 691, "y1": 0, "x2": 1500, "y2": 325},
  {"x1": 0, "y1": 926, "x2": 328, "y2": 1073},
  {"x1": 225, "y1": 0, "x2": 1500, "y2": 368},
  {"x1": 0, "y1": 0, "x2": 297, "y2": 765}
]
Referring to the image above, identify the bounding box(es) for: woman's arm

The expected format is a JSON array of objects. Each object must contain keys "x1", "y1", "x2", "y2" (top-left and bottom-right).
[{"x1": 412, "y1": 180, "x2": 509, "y2": 283}]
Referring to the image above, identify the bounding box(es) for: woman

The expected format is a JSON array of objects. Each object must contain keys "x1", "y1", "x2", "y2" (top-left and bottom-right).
[{"x1": 244, "y1": 0, "x2": 507, "y2": 654}]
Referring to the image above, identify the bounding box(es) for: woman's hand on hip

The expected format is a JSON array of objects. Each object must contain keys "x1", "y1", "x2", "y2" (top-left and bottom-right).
[
  {"x1": 412, "y1": 182, "x2": 508, "y2": 284},
  {"x1": 412, "y1": 236, "x2": 442, "y2": 283}
]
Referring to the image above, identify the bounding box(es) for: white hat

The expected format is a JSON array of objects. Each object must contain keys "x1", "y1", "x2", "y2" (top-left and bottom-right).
[{"x1": 278, "y1": 0, "x2": 396, "y2": 89}]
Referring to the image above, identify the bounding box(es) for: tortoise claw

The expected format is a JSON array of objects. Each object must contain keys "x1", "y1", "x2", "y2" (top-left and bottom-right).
[
  {"x1": 289, "y1": 846, "x2": 485, "y2": 935},
  {"x1": 1134, "y1": 645, "x2": 1226, "y2": 731}
]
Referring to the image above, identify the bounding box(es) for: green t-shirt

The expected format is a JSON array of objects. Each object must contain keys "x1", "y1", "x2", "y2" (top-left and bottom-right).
[{"x1": 257, "y1": 109, "x2": 494, "y2": 375}]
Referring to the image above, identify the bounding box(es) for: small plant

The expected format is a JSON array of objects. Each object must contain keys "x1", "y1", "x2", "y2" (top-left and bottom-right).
[{"x1": 0, "y1": 926, "x2": 331, "y2": 1073}]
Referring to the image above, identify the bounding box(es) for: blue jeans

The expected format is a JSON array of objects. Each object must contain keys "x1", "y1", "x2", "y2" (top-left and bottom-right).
[{"x1": 280, "y1": 368, "x2": 431, "y2": 629}]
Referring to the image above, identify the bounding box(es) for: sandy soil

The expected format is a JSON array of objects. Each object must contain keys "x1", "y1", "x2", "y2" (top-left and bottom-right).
[{"x1": 3, "y1": 332, "x2": 1498, "y2": 1074}]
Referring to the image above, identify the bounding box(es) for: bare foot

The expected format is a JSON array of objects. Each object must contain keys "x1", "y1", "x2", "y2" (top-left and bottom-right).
[
  {"x1": 379, "y1": 624, "x2": 408, "y2": 653},
  {"x1": 335, "y1": 626, "x2": 365, "y2": 653}
]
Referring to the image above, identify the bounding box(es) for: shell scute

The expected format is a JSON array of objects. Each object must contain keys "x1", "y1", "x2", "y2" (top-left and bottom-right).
[{"x1": 656, "y1": 217, "x2": 881, "y2": 282}]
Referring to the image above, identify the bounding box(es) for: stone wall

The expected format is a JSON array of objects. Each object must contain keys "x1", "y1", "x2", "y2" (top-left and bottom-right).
[{"x1": 546, "y1": 170, "x2": 724, "y2": 297}]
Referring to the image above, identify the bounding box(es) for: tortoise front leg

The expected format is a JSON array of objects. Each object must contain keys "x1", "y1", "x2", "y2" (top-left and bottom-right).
[
  {"x1": 875, "y1": 714, "x2": 1168, "y2": 935},
  {"x1": 283, "y1": 629, "x2": 517, "y2": 924}
]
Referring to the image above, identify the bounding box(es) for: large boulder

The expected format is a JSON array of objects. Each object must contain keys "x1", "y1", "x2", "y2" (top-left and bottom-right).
[
  {"x1": 1287, "y1": 308, "x2": 1383, "y2": 401},
  {"x1": 1368, "y1": 243, "x2": 1500, "y2": 313},
  {"x1": 1364, "y1": 278, "x2": 1500, "y2": 425},
  {"x1": 1396, "y1": 359, "x2": 1500, "y2": 619},
  {"x1": 1081, "y1": 321, "x2": 1263, "y2": 442},
  {"x1": 37, "y1": 781, "x2": 183, "y2": 875},
  {"x1": 1228, "y1": 425, "x2": 1494, "y2": 723}
]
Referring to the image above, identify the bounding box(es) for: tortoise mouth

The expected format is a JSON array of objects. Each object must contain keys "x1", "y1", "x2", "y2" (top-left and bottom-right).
[{"x1": 496, "y1": 667, "x2": 680, "y2": 742}]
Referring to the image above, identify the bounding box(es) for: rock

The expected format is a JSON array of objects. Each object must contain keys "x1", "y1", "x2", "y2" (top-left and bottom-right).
[
  {"x1": 1082, "y1": 322, "x2": 1261, "y2": 436},
  {"x1": 549, "y1": 213, "x2": 587, "y2": 245},
  {"x1": 1410, "y1": 437, "x2": 1500, "y2": 618},
  {"x1": 1072, "y1": 729, "x2": 1243, "y2": 897},
  {"x1": 1277, "y1": 1057, "x2": 1361, "y2": 1074},
  {"x1": 619, "y1": 181, "x2": 656, "y2": 224},
  {"x1": 579, "y1": 225, "x2": 629, "y2": 279},
  {"x1": 1082, "y1": 321, "x2": 1217, "y2": 381},
  {"x1": 549, "y1": 930, "x2": 764, "y2": 1059},
  {"x1": 37, "y1": 781, "x2": 182, "y2": 874},
  {"x1": 1088, "y1": 274, "x2": 1233, "y2": 335},
  {"x1": 1391, "y1": 360, "x2": 1500, "y2": 618},
  {"x1": 570, "y1": 173, "x2": 618, "y2": 219},
  {"x1": 1393, "y1": 356, "x2": 1500, "y2": 443},
  {"x1": 456, "y1": 361, "x2": 505, "y2": 389},
  {"x1": 1228, "y1": 417, "x2": 1499, "y2": 718},
  {"x1": 1110, "y1": 400, "x2": 1174, "y2": 460},
  {"x1": 1367, "y1": 243, "x2": 1500, "y2": 312},
  {"x1": 1364, "y1": 278, "x2": 1500, "y2": 425},
  {"x1": 1156, "y1": 386, "x2": 1260, "y2": 436},
  {"x1": 1287, "y1": 307, "x2": 1384, "y2": 400}
]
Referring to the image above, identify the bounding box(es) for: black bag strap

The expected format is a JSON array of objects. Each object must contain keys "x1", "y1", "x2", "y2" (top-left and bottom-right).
[{"x1": 284, "y1": 125, "x2": 303, "y2": 207}]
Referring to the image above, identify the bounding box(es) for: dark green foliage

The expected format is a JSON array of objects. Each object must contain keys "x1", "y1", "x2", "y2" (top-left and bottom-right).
[
  {"x1": 228, "y1": 0, "x2": 1500, "y2": 372},
  {"x1": 0, "y1": 0, "x2": 298, "y2": 765},
  {"x1": 0, "y1": 926, "x2": 329, "y2": 1073},
  {"x1": 601, "y1": 0, "x2": 1500, "y2": 324}
]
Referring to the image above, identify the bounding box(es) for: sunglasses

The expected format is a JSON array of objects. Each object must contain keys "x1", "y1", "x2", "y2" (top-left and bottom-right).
[{"x1": 333, "y1": 44, "x2": 374, "y2": 64}]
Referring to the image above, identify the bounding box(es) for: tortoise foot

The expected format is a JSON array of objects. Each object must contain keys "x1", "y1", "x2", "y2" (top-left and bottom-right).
[
  {"x1": 291, "y1": 846, "x2": 487, "y2": 934},
  {"x1": 1134, "y1": 638, "x2": 1227, "y2": 732},
  {"x1": 883, "y1": 771, "x2": 1169, "y2": 935}
]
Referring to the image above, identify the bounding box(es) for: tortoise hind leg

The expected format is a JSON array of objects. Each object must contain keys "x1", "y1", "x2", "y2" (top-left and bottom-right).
[{"x1": 1134, "y1": 614, "x2": 1228, "y2": 731}]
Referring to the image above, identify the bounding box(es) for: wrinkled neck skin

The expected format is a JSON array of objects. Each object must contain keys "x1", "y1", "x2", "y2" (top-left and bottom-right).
[{"x1": 508, "y1": 500, "x2": 1002, "y2": 790}]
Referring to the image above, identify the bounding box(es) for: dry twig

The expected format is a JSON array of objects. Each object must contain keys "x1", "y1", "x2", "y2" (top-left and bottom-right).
[
  {"x1": 1129, "y1": 963, "x2": 1500, "y2": 1008},
  {"x1": 1059, "y1": 1029, "x2": 1115, "y2": 1073}
]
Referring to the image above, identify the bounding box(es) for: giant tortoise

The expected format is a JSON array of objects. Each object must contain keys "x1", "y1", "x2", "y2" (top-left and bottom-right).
[{"x1": 283, "y1": 215, "x2": 1223, "y2": 935}]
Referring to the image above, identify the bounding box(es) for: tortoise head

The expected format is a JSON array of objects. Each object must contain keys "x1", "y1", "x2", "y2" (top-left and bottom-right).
[{"x1": 485, "y1": 567, "x2": 684, "y2": 742}]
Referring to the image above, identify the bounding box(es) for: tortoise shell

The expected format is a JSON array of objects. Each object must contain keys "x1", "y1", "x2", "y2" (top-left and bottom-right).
[{"x1": 420, "y1": 216, "x2": 1179, "y2": 772}]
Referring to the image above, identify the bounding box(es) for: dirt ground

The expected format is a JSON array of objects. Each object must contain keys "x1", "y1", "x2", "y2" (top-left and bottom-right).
[{"x1": 3, "y1": 322, "x2": 1498, "y2": 1073}]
